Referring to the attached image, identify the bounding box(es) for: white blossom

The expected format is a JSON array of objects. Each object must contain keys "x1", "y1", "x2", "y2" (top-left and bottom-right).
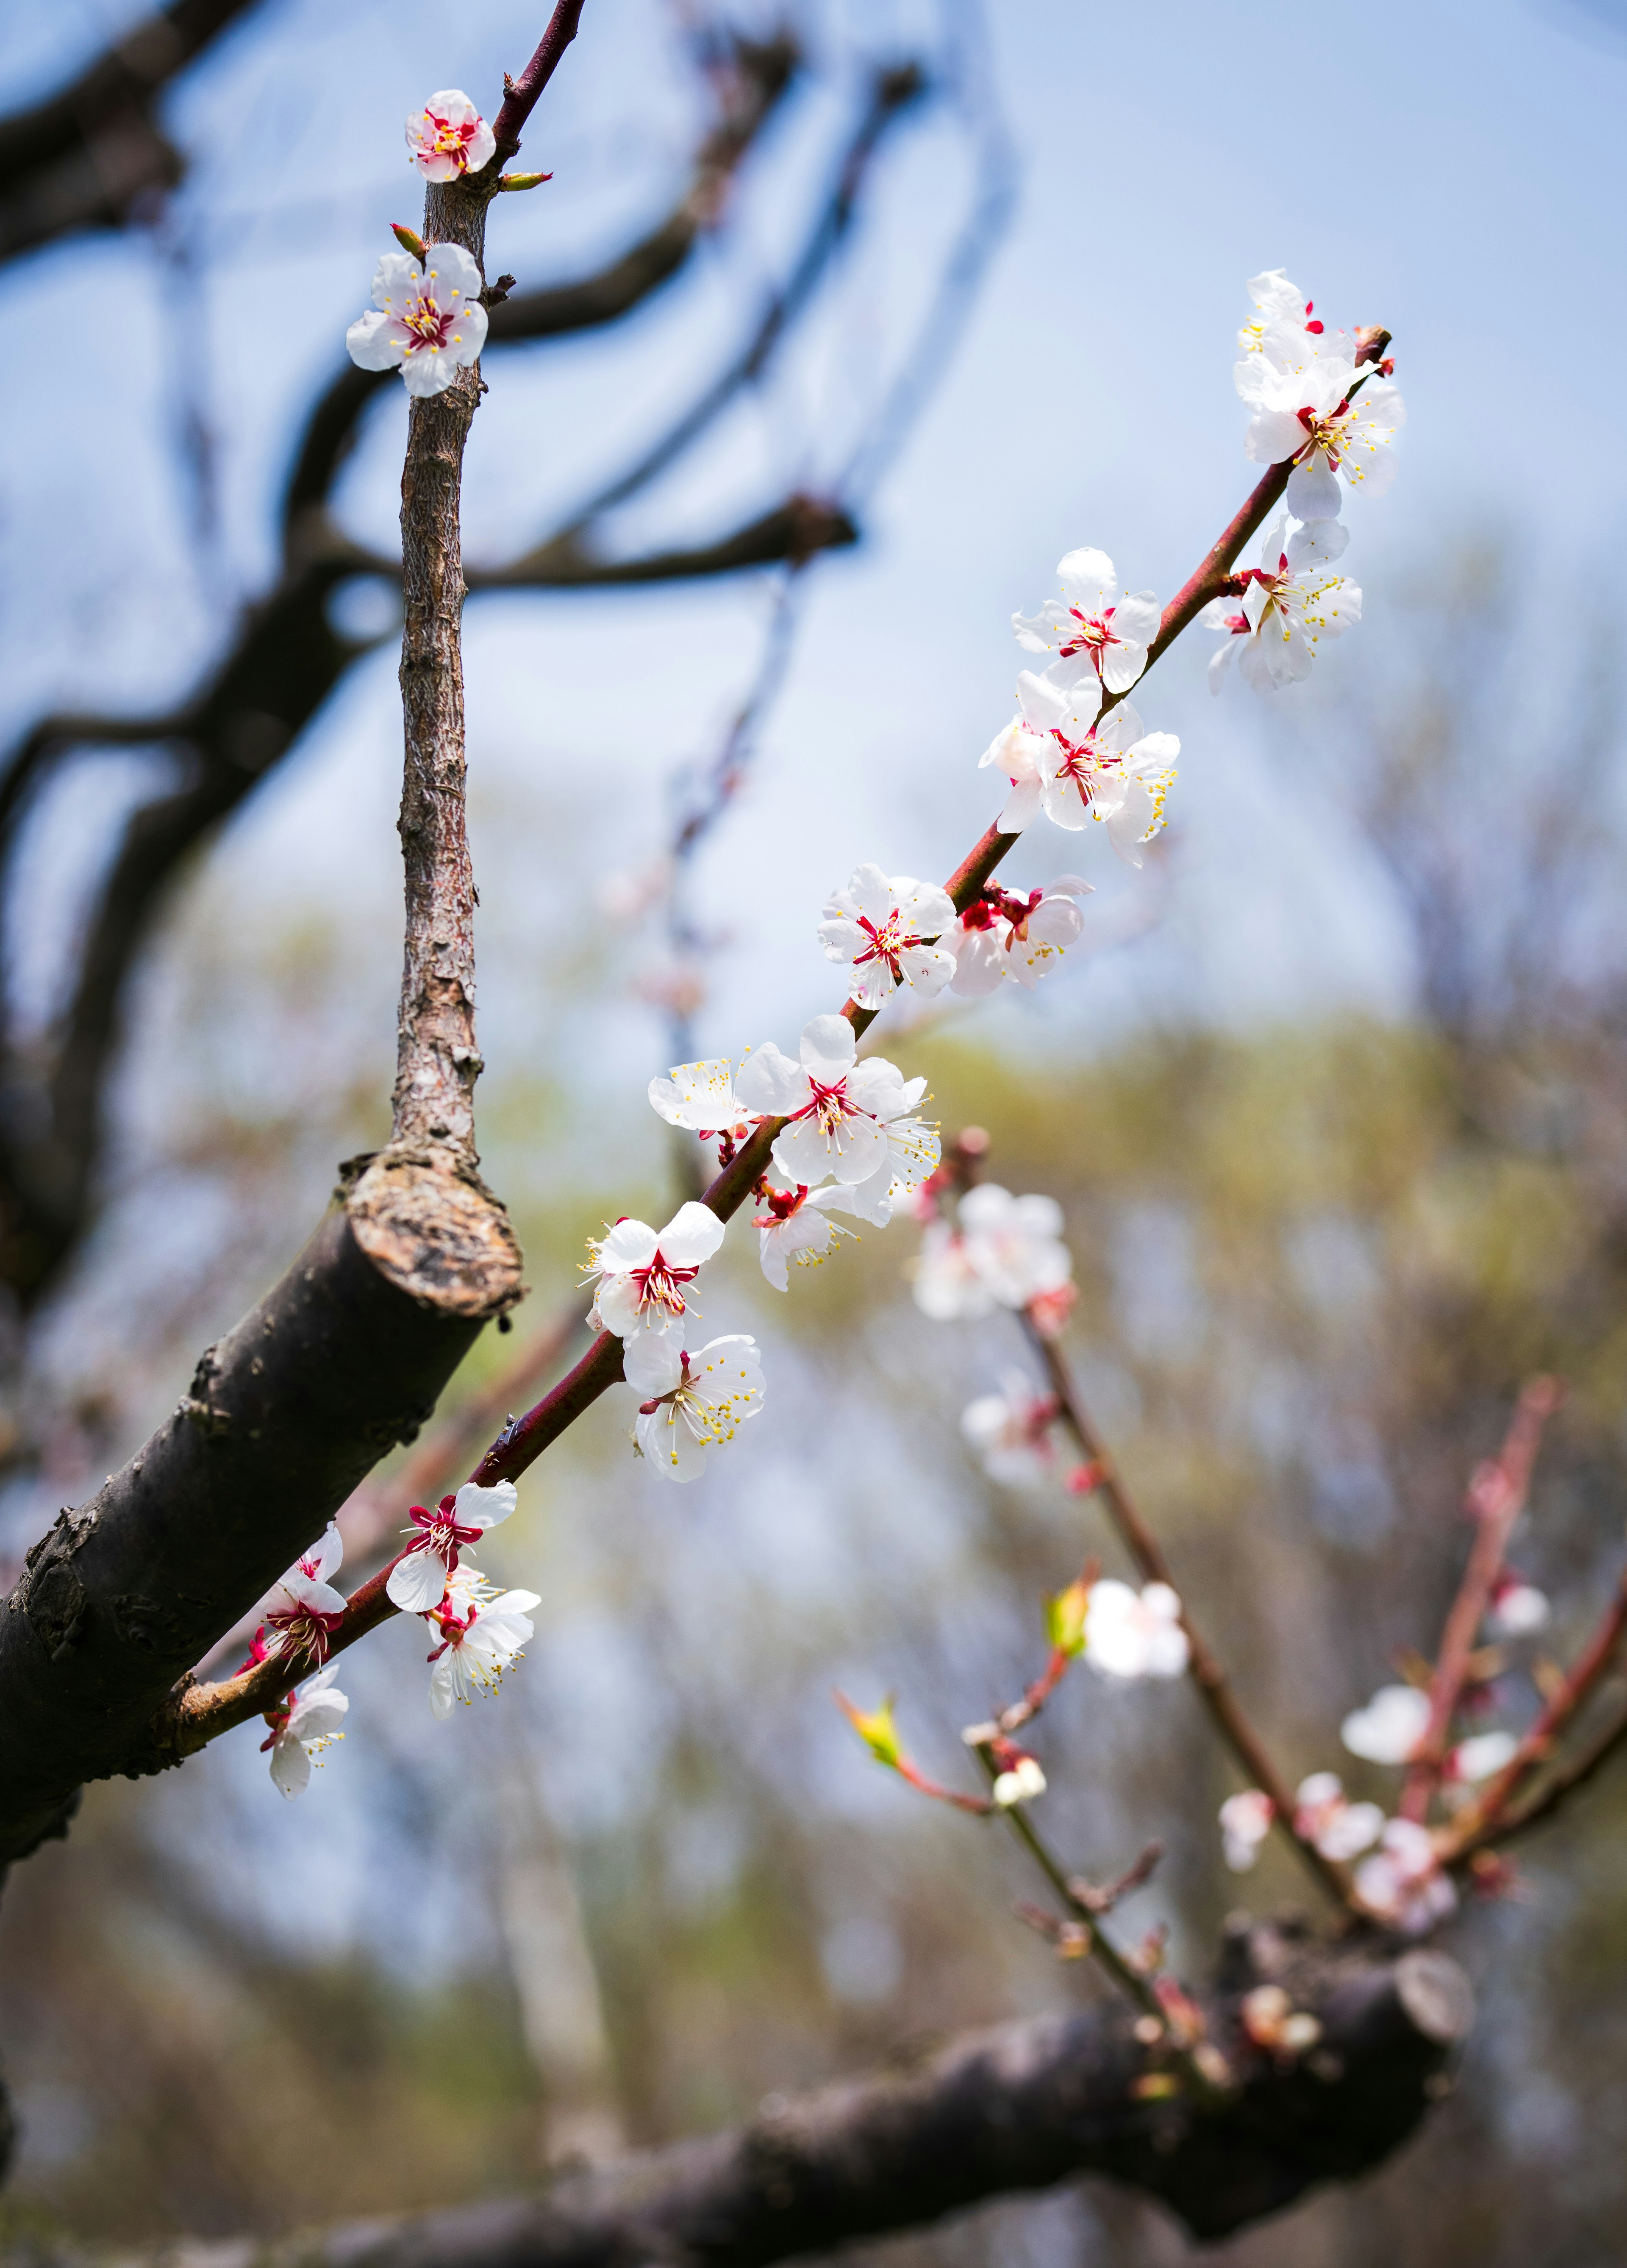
[
  {"x1": 1238, "y1": 350, "x2": 1405, "y2": 520},
  {"x1": 585, "y1": 1201, "x2": 726, "y2": 1339},
  {"x1": 405, "y1": 91, "x2": 496, "y2": 180},
  {"x1": 263, "y1": 1666, "x2": 349, "y2": 1798},
  {"x1": 1237, "y1": 268, "x2": 1318, "y2": 358},
  {"x1": 264, "y1": 1521, "x2": 347, "y2": 1664},
  {"x1": 948, "y1": 878, "x2": 1091, "y2": 996},
  {"x1": 346, "y1": 245, "x2": 488, "y2": 399},
  {"x1": 958, "y1": 1184, "x2": 1072, "y2": 1308},
  {"x1": 385, "y1": 1479, "x2": 518, "y2": 1614},
  {"x1": 1449, "y1": 1731, "x2": 1519, "y2": 1784},
  {"x1": 648, "y1": 1057, "x2": 757, "y2": 1143},
  {"x1": 1355, "y1": 1818, "x2": 1456, "y2": 1935},
  {"x1": 425, "y1": 1577, "x2": 541, "y2": 1718},
  {"x1": 961, "y1": 1373, "x2": 1061, "y2": 1486},
  {"x1": 911, "y1": 1220, "x2": 992, "y2": 1320},
  {"x1": 625, "y1": 1333, "x2": 765, "y2": 1482},
  {"x1": 992, "y1": 1755, "x2": 1047, "y2": 1807},
  {"x1": 1202, "y1": 516, "x2": 1360, "y2": 693},
  {"x1": 1219, "y1": 1788, "x2": 1275, "y2": 1871},
  {"x1": 1340, "y1": 1682, "x2": 1432, "y2": 1765},
  {"x1": 1011, "y1": 548, "x2": 1160, "y2": 696},
  {"x1": 736, "y1": 1015, "x2": 927, "y2": 1190},
  {"x1": 1490, "y1": 1578, "x2": 1549, "y2": 1636},
  {"x1": 753, "y1": 1179, "x2": 875, "y2": 1290},
  {"x1": 1293, "y1": 1770, "x2": 1385, "y2": 1860},
  {"x1": 818, "y1": 865, "x2": 958, "y2": 1012},
  {"x1": 981, "y1": 675, "x2": 1177, "y2": 864},
  {"x1": 1084, "y1": 1579, "x2": 1189, "y2": 1680}
]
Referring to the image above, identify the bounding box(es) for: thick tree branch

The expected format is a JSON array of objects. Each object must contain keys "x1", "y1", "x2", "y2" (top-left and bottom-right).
[{"x1": 13, "y1": 1928, "x2": 1473, "y2": 2261}]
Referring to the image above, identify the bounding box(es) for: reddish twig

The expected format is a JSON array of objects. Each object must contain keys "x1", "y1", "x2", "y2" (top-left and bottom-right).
[
  {"x1": 491, "y1": 0, "x2": 589, "y2": 164},
  {"x1": 1400, "y1": 1376, "x2": 1564, "y2": 1823},
  {"x1": 1021, "y1": 1313, "x2": 1358, "y2": 1914}
]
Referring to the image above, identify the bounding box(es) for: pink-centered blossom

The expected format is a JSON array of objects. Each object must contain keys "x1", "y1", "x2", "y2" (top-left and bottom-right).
[
  {"x1": 262, "y1": 1666, "x2": 349, "y2": 1798},
  {"x1": 1220, "y1": 1789, "x2": 1275, "y2": 1871},
  {"x1": 981, "y1": 675, "x2": 1178, "y2": 865},
  {"x1": 406, "y1": 90, "x2": 496, "y2": 181},
  {"x1": 948, "y1": 878, "x2": 1090, "y2": 996},
  {"x1": 1202, "y1": 515, "x2": 1361, "y2": 693},
  {"x1": 1341, "y1": 1682, "x2": 1431, "y2": 1765},
  {"x1": 624, "y1": 1331, "x2": 766, "y2": 1481},
  {"x1": 1012, "y1": 548, "x2": 1160, "y2": 696},
  {"x1": 264, "y1": 1522, "x2": 347, "y2": 1665},
  {"x1": 385, "y1": 1478, "x2": 518, "y2": 1614},
  {"x1": 1355, "y1": 1818, "x2": 1456, "y2": 1935},
  {"x1": 754, "y1": 1180, "x2": 875, "y2": 1292},
  {"x1": 1293, "y1": 1771, "x2": 1385, "y2": 1860},
  {"x1": 423, "y1": 1573, "x2": 541, "y2": 1719},
  {"x1": 818, "y1": 866, "x2": 958, "y2": 1012},
  {"x1": 586, "y1": 1201, "x2": 726, "y2": 1339},
  {"x1": 346, "y1": 245, "x2": 488, "y2": 399},
  {"x1": 958, "y1": 1183, "x2": 1072, "y2": 1309},
  {"x1": 960, "y1": 1373, "x2": 1062, "y2": 1486},
  {"x1": 1238, "y1": 350, "x2": 1405, "y2": 521},
  {"x1": 736, "y1": 1015, "x2": 927, "y2": 1190},
  {"x1": 1084, "y1": 1580, "x2": 1189, "y2": 1681}
]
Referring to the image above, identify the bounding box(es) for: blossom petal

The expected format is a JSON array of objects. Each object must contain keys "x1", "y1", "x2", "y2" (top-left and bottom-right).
[
  {"x1": 799, "y1": 1014, "x2": 858, "y2": 1078},
  {"x1": 656, "y1": 1200, "x2": 727, "y2": 1269},
  {"x1": 387, "y1": 1547, "x2": 450, "y2": 1613},
  {"x1": 269, "y1": 1735, "x2": 313, "y2": 1797},
  {"x1": 453, "y1": 1479, "x2": 516, "y2": 1533},
  {"x1": 347, "y1": 309, "x2": 405, "y2": 370}
]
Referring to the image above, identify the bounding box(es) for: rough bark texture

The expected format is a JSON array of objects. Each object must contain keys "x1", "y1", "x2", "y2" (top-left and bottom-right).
[
  {"x1": 8, "y1": 1929, "x2": 1472, "y2": 2262},
  {"x1": 0, "y1": 1153, "x2": 521, "y2": 1864}
]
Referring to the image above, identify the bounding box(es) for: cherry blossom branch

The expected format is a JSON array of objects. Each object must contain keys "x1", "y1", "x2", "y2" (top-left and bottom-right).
[
  {"x1": 1019, "y1": 1315, "x2": 1360, "y2": 1914},
  {"x1": 1399, "y1": 1376, "x2": 1563, "y2": 1823},
  {"x1": 489, "y1": 0, "x2": 589, "y2": 166}
]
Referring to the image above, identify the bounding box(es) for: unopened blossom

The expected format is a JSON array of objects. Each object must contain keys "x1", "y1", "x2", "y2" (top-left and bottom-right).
[
  {"x1": 406, "y1": 90, "x2": 496, "y2": 180},
  {"x1": 961, "y1": 1374, "x2": 1061, "y2": 1486},
  {"x1": 1340, "y1": 1682, "x2": 1432, "y2": 1765},
  {"x1": 648, "y1": 1057, "x2": 757, "y2": 1145},
  {"x1": 1293, "y1": 1770, "x2": 1385, "y2": 1860},
  {"x1": 1240, "y1": 1984, "x2": 1322, "y2": 2057},
  {"x1": 586, "y1": 1200, "x2": 726, "y2": 1339},
  {"x1": 1355, "y1": 1818, "x2": 1456, "y2": 1934},
  {"x1": 1236, "y1": 268, "x2": 1320, "y2": 358},
  {"x1": 818, "y1": 866, "x2": 958, "y2": 1011},
  {"x1": 625, "y1": 1332, "x2": 765, "y2": 1481},
  {"x1": 262, "y1": 1666, "x2": 349, "y2": 1799},
  {"x1": 1012, "y1": 548, "x2": 1160, "y2": 696},
  {"x1": 385, "y1": 1479, "x2": 518, "y2": 1613},
  {"x1": 346, "y1": 244, "x2": 488, "y2": 399},
  {"x1": 992, "y1": 1753, "x2": 1047, "y2": 1807},
  {"x1": 948, "y1": 878, "x2": 1091, "y2": 996},
  {"x1": 736, "y1": 1015, "x2": 927, "y2": 1189},
  {"x1": 1489, "y1": 1577, "x2": 1549, "y2": 1636},
  {"x1": 423, "y1": 1573, "x2": 541, "y2": 1718},
  {"x1": 264, "y1": 1522, "x2": 347, "y2": 1664},
  {"x1": 1084, "y1": 1579, "x2": 1190, "y2": 1681},
  {"x1": 1219, "y1": 1789, "x2": 1275, "y2": 1871},
  {"x1": 1202, "y1": 516, "x2": 1361, "y2": 693},
  {"x1": 1238, "y1": 350, "x2": 1405, "y2": 520},
  {"x1": 1448, "y1": 1730, "x2": 1519, "y2": 1784},
  {"x1": 981, "y1": 675, "x2": 1178, "y2": 865},
  {"x1": 958, "y1": 1184, "x2": 1073, "y2": 1309}
]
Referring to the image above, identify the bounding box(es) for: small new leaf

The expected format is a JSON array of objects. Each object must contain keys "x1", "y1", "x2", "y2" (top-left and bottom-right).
[
  {"x1": 499, "y1": 170, "x2": 554, "y2": 191},
  {"x1": 391, "y1": 223, "x2": 428, "y2": 262},
  {"x1": 1046, "y1": 1577, "x2": 1091, "y2": 1658},
  {"x1": 838, "y1": 1690, "x2": 903, "y2": 1770}
]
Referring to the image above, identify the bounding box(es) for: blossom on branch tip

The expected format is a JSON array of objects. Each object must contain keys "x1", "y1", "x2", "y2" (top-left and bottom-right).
[
  {"x1": 1219, "y1": 1789, "x2": 1275, "y2": 1871},
  {"x1": 648, "y1": 1057, "x2": 756, "y2": 1145},
  {"x1": 1292, "y1": 1771, "x2": 1384, "y2": 1860},
  {"x1": 586, "y1": 1201, "x2": 726, "y2": 1338},
  {"x1": 736, "y1": 1016, "x2": 927, "y2": 1190},
  {"x1": 817, "y1": 866, "x2": 957, "y2": 1011},
  {"x1": 1447, "y1": 1730, "x2": 1519, "y2": 1783},
  {"x1": 1489, "y1": 1577, "x2": 1549, "y2": 1636},
  {"x1": 948, "y1": 878, "x2": 1091, "y2": 996},
  {"x1": 1355, "y1": 1818, "x2": 1456, "y2": 1934},
  {"x1": 961, "y1": 1374, "x2": 1062, "y2": 1485},
  {"x1": 1012, "y1": 548, "x2": 1160, "y2": 696},
  {"x1": 406, "y1": 91, "x2": 496, "y2": 181},
  {"x1": 1238, "y1": 350, "x2": 1405, "y2": 520},
  {"x1": 261, "y1": 1666, "x2": 348, "y2": 1798},
  {"x1": 1340, "y1": 1682, "x2": 1432, "y2": 1765},
  {"x1": 624, "y1": 1332, "x2": 765, "y2": 1481},
  {"x1": 1083, "y1": 1579, "x2": 1189, "y2": 1681},
  {"x1": 424, "y1": 1577, "x2": 541, "y2": 1718},
  {"x1": 1202, "y1": 516, "x2": 1360, "y2": 693},
  {"x1": 264, "y1": 1522, "x2": 347, "y2": 1664},
  {"x1": 346, "y1": 245, "x2": 488, "y2": 399},
  {"x1": 992, "y1": 1752, "x2": 1047, "y2": 1807},
  {"x1": 982, "y1": 676, "x2": 1177, "y2": 864},
  {"x1": 385, "y1": 1479, "x2": 518, "y2": 1613}
]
